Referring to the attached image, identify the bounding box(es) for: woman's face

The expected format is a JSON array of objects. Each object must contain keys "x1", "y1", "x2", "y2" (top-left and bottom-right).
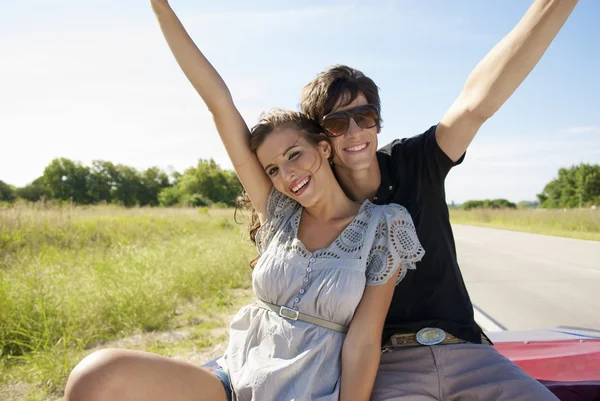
[{"x1": 256, "y1": 127, "x2": 332, "y2": 208}]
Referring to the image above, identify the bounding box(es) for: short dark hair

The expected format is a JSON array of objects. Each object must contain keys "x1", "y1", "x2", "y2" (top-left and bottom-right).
[{"x1": 299, "y1": 64, "x2": 382, "y2": 126}]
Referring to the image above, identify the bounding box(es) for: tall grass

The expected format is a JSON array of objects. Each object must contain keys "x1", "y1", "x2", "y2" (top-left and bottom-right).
[
  {"x1": 0, "y1": 203, "x2": 255, "y2": 396},
  {"x1": 450, "y1": 208, "x2": 600, "y2": 241}
]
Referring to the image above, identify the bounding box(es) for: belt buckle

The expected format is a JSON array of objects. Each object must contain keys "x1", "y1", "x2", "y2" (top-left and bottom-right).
[
  {"x1": 279, "y1": 306, "x2": 299, "y2": 321},
  {"x1": 416, "y1": 328, "x2": 446, "y2": 345}
]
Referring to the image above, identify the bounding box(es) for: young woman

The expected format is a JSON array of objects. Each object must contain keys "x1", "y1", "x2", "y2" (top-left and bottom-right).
[{"x1": 63, "y1": 2, "x2": 424, "y2": 401}]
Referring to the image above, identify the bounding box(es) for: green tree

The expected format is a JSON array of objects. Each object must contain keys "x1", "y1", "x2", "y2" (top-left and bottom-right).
[
  {"x1": 0, "y1": 180, "x2": 16, "y2": 202},
  {"x1": 43, "y1": 158, "x2": 90, "y2": 204},
  {"x1": 13, "y1": 157, "x2": 240, "y2": 207},
  {"x1": 517, "y1": 200, "x2": 539, "y2": 209},
  {"x1": 158, "y1": 186, "x2": 181, "y2": 207},
  {"x1": 537, "y1": 163, "x2": 600, "y2": 208},
  {"x1": 16, "y1": 177, "x2": 49, "y2": 202},
  {"x1": 487, "y1": 199, "x2": 517, "y2": 209},
  {"x1": 461, "y1": 199, "x2": 516, "y2": 210},
  {"x1": 178, "y1": 159, "x2": 241, "y2": 206},
  {"x1": 170, "y1": 170, "x2": 182, "y2": 186},
  {"x1": 87, "y1": 162, "x2": 171, "y2": 206},
  {"x1": 575, "y1": 163, "x2": 600, "y2": 207},
  {"x1": 87, "y1": 160, "x2": 118, "y2": 204},
  {"x1": 110, "y1": 164, "x2": 143, "y2": 207},
  {"x1": 462, "y1": 200, "x2": 483, "y2": 210},
  {"x1": 138, "y1": 167, "x2": 171, "y2": 206}
]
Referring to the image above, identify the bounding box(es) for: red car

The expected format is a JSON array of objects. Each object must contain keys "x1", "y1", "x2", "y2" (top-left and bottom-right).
[{"x1": 490, "y1": 326, "x2": 600, "y2": 400}]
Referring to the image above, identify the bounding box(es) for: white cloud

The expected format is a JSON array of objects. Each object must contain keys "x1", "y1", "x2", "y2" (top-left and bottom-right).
[
  {"x1": 560, "y1": 126, "x2": 600, "y2": 135},
  {"x1": 445, "y1": 130, "x2": 600, "y2": 203}
]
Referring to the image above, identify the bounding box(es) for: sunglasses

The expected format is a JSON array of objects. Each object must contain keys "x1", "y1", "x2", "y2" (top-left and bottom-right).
[{"x1": 321, "y1": 104, "x2": 380, "y2": 137}]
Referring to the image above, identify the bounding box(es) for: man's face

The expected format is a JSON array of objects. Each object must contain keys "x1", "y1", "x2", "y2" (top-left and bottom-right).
[{"x1": 326, "y1": 93, "x2": 379, "y2": 172}]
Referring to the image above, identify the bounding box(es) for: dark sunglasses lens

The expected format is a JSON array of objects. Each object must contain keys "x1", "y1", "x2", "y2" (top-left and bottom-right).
[
  {"x1": 322, "y1": 115, "x2": 349, "y2": 136},
  {"x1": 353, "y1": 106, "x2": 379, "y2": 129}
]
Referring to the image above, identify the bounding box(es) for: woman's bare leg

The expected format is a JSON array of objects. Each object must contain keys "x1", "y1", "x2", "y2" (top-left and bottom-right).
[{"x1": 64, "y1": 348, "x2": 228, "y2": 401}]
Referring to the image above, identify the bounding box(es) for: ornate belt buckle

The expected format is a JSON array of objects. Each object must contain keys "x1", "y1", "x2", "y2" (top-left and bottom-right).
[{"x1": 416, "y1": 328, "x2": 446, "y2": 345}]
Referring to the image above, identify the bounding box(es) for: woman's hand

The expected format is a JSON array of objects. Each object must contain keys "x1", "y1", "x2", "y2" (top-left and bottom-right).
[{"x1": 150, "y1": 0, "x2": 272, "y2": 220}]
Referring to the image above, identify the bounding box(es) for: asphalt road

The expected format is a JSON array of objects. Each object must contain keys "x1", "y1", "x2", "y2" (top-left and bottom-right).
[{"x1": 452, "y1": 224, "x2": 600, "y2": 332}]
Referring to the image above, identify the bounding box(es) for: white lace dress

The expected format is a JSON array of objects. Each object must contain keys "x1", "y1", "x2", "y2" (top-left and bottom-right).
[{"x1": 220, "y1": 189, "x2": 424, "y2": 401}]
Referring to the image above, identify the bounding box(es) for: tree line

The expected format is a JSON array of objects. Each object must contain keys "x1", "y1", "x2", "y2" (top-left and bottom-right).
[
  {"x1": 1, "y1": 161, "x2": 598, "y2": 209},
  {"x1": 0, "y1": 158, "x2": 242, "y2": 207},
  {"x1": 536, "y1": 163, "x2": 600, "y2": 209},
  {"x1": 457, "y1": 163, "x2": 599, "y2": 210}
]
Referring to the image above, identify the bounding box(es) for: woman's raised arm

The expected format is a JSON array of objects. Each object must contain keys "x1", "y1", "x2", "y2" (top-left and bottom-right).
[{"x1": 151, "y1": 0, "x2": 271, "y2": 220}]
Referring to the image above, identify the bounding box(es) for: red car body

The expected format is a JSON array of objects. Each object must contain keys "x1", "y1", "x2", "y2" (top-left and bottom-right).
[{"x1": 489, "y1": 327, "x2": 600, "y2": 400}]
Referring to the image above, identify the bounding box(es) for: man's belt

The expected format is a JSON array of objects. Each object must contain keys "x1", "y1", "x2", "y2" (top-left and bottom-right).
[{"x1": 382, "y1": 327, "x2": 492, "y2": 350}]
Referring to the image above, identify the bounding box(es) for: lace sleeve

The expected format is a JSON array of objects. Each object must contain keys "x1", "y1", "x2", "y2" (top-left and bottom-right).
[
  {"x1": 254, "y1": 187, "x2": 300, "y2": 255},
  {"x1": 366, "y1": 203, "x2": 425, "y2": 286}
]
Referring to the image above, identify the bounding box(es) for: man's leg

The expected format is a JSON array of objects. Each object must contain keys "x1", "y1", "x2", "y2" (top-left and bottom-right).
[
  {"x1": 370, "y1": 347, "x2": 440, "y2": 401},
  {"x1": 439, "y1": 343, "x2": 559, "y2": 401}
]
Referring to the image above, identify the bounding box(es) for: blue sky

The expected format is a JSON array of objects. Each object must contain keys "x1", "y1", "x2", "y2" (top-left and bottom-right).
[{"x1": 1, "y1": 0, "x2": 598, "y2": 203}]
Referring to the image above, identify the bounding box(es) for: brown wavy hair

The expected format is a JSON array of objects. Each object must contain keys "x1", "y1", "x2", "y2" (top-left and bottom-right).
[{"x1": 235, "y1": 108, "x2": 331, "y2": 267}]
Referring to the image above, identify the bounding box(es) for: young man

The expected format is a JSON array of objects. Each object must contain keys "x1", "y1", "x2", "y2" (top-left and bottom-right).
[{"x1": 300, "y1": 1, "x2": 579, "y2": 399}]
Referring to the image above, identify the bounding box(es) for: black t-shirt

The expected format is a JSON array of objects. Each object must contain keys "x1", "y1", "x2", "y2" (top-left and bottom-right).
[{"x1": 374, "y1": 124, "x2": 484, "y2": 344}]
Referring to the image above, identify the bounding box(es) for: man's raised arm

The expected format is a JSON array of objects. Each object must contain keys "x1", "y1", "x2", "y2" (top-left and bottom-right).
[{"x1": 437, "y1": 0, "x2": 579, "y2": 162}]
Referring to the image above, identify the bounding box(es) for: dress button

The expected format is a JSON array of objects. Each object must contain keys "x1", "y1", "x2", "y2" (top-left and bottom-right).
[
  {"x1": 306, "y1": 267, "x2": 312, "y2": 272},
  {"x1": 303, "y1": 277, "x2": 309, "y2": 283},
  {"x1": 294, "y1": 297, "x2": 300, "y2": 303},
  {"x1": 389, "y1": 186, "x2": 393, "y2": 190},
  {"x1": 299, "y1": 289, "x2": 305, "y2": 294},
  {"x1": 309, "y1": 257, "x2": 315, "y2": 263}
]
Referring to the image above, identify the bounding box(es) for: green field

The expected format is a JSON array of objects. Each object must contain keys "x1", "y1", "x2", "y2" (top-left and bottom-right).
[
  {"x1": 450, "y1": 208, "x2": 600, "y2": 241},
  {"x1": 0, "y1": 204, "x2": 254, "y2": 401},
  {"x1": 2, "y1": 204, "x2": 599, "y2": 400}
]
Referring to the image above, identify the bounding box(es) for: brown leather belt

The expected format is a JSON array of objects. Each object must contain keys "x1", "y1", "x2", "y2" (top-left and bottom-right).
[{"x1": 382, "y1": 328, "x2": 492, "y2": 350}]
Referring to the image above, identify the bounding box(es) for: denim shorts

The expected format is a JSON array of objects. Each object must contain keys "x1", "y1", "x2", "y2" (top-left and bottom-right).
[{"x1": 213, "y1": 366, "x2": 233, "y2": 401}]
